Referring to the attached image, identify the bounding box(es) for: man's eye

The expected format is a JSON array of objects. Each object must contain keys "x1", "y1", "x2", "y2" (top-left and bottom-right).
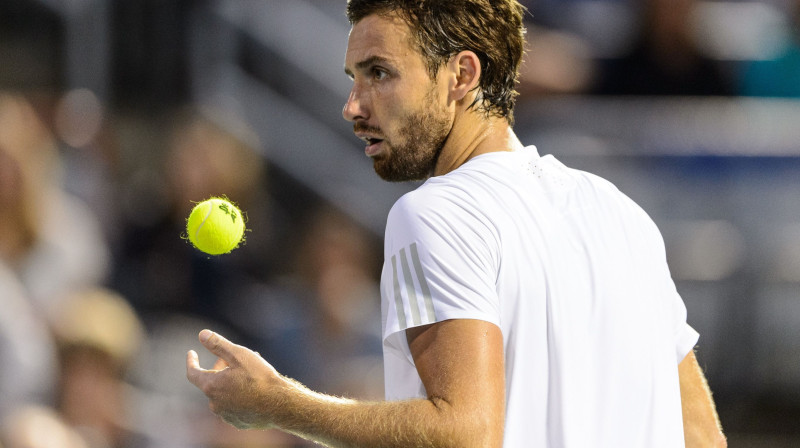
[{"x1": 372, "y1": 68, "x2": 388, "y2": 80}]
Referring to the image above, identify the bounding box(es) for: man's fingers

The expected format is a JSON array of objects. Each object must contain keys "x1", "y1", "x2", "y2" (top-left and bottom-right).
[
  {"x1": 186, "y1": 349, "x2": 206, "y2": 387},
  {"x1": 187, "y1": 331, "x2": 242, "y2": 391},
  {"x1": 198, "y1": 329, "x2": 238, "y2": 364}
]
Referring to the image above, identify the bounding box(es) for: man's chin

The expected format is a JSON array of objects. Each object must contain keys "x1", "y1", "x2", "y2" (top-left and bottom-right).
[
  {"x1": 373, "y1": 161, "x2": 407, "y2": 182},
  {"x1": 373, "y1": 158, "x2": 430, "y2": 183}
]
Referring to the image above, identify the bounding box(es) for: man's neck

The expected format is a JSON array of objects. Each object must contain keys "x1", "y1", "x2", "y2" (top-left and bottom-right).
[{"x1": 433, "y1": 111, "x2": 523, "y2": 177}]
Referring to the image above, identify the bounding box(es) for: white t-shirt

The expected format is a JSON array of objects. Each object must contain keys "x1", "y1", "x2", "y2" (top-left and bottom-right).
[{"x1": 380, "y1": 146, "x2": 699, "y2": 447}]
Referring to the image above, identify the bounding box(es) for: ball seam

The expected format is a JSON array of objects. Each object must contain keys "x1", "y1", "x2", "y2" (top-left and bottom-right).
[{"x1": 193, "y1": 202, "x2": 215, "y2": 241}]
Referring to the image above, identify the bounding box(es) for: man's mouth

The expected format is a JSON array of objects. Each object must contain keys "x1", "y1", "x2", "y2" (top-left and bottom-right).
[
  {"x1": 355, "y1": 125, "x2": 386, "y2": 156},
  {"x1": 364, "y1": 137, "x2": 384, "y2": 156}
]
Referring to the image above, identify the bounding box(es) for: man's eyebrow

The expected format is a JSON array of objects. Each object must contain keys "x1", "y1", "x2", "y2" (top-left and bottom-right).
[{"x1": 345, "y1": 55, "x2": 392, "y2": 76}]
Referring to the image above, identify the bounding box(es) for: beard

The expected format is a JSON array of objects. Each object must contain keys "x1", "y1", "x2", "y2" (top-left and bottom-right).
[{"x1": 369, "y1": 90, "x2": 451, "y2": 182}]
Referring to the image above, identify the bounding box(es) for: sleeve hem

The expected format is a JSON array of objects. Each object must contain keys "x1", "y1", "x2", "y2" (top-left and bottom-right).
[
  {"x1": 383, "y1": 310, "x2": 501, "y2": 343},
  {"x1": 675, "y1": 323, "x2": 700, "y2": 364},
  {"x1": 383, "y1": 312, "x2": 502, "y2": 365}
]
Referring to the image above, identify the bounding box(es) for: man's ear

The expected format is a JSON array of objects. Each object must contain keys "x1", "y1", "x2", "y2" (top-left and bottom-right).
[{"x1": 447, "y1": 50, "x2": 481, "y2": 103}]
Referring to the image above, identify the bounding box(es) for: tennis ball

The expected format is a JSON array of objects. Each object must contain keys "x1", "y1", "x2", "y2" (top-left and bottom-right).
[{"x1": 186, "y1": 197, "x2": 245, "y2": 255}]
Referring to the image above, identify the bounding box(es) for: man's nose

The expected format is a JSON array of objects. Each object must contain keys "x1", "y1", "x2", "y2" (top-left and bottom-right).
[{"x1": 342, "y1": 85, "x2": 367, "y2": 122}]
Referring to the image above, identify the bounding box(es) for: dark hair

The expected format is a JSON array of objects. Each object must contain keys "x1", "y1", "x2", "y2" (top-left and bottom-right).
[{"x1": 346, "y1": 0, "x2": 526, "y2": 123}]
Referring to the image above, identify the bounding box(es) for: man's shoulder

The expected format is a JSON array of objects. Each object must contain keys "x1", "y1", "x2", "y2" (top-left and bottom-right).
[
  {"x1": 388, "y1": 171, "x2": 491, "y2": 220},
  {"x1": 384, "y1": 174, "x2": 498, "y2": 246},
  {"x1": 387, "y1": 183, "x2": 458, "y2": 225}
]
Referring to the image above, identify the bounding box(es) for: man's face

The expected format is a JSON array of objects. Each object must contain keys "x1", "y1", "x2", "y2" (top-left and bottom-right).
[{"x1": 343, "y1": 13, "x2": 453, "y2": 182}]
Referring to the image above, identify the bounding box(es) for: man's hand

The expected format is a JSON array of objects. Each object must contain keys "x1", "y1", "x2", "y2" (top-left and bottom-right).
[{"x1": 186, "y1": 329, "x2": 286, "y2": 429}]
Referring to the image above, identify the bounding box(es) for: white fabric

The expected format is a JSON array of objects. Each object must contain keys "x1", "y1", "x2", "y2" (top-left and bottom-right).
[{"x1": 380, "y1": 146, "x2": 698, "y2": 447}]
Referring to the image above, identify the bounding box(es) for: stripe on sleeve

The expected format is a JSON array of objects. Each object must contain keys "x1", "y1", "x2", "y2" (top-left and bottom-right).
[
  {"x1": 391, "y1": 254, "x2": 407, "y2": 329},
  {"x1": 399, "y1": 247, "x2": 422, "y2": 326},
  {"x1": 409, "y1": 242, "x2": 437, "y2": 322}
]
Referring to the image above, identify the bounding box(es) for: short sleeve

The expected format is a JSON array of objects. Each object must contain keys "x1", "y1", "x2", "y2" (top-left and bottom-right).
[
  {"x1": 645, "y1": 216, "x2": 700, "y2": 363},
  {"x1": 380, "y1": 187, "x2": 501, "y2": 350},
  {"x1": 676, "y1": 322, "x2": 700, "y2": 363},
  {"x1": 665, "y1": 276, "x2": 700, "y2": 363}
]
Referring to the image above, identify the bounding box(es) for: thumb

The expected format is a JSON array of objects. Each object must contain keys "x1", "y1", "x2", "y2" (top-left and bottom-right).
[{"x1": 199, "y1": 329, "x2": 238, "y2": 364}]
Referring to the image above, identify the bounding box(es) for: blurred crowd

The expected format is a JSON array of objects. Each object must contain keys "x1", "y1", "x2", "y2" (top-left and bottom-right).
[
  {"x1": 519, "y1": 0, "x2": 800, "y2": 97},
  {"x1": 2, "y1": 0, "x2": 800, "y2": 447},
  {"x1": 0, "y1": 91, "x2": 384, "y2": 447}
]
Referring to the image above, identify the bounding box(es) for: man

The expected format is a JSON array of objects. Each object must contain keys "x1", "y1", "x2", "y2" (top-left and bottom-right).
[{"x1": 187, "y1": 1, "x2": 726, "y2": 446}]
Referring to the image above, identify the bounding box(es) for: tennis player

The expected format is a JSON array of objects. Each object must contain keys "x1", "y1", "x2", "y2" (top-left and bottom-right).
[{"x1": 187, "y1": 1, "x2": 726, "y2": 446}]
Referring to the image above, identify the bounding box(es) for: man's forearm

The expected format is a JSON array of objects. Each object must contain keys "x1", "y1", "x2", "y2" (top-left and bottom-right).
[
  {"x1": 270, "y1": 376, "x2": 494, "y2": 448},
  {"x1": 187, "y1": 329, "x2": 504, "y2": 447},
  {"x1": 679, "y1": 352, "x2": 726, "y2": 448}
]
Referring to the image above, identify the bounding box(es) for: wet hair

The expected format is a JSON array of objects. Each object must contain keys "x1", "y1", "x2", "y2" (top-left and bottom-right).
[{"x1": 347, "y1": 0, "x2": 526, "y2": 123}]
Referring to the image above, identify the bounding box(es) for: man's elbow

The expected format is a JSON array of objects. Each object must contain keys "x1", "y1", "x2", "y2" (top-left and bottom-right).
[
  {"x1": 460, "y1": 416, "x2": 503, "y2": 448},
  {"x1": 450, "y1": 423, "x2": 503, "y2": 448},
  {"x1": 459, "y1": 408, "x2": 504, "y2": 448},
  {"x1": 431, "y1": 398, "x2": 503, "y2": 448}
]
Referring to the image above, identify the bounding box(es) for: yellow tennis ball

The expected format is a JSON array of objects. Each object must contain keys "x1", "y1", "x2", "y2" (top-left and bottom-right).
[{"x1": 186, "y1": 197, "x2": 245, "y2": 255}]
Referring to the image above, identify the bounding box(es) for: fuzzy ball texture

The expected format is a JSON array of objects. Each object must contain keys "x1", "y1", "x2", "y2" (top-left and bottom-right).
[{"x1": 186, "y1": 197, "x2": 245, "y2": 255}]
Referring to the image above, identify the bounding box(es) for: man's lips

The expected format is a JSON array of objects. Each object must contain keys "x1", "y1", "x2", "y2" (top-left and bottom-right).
[
  {"x1": 354, "y1": 129, "x2": 385, "y2": 157},
  {"x1": 364, "y1": 138, "x2": 383, "y2": 157}
]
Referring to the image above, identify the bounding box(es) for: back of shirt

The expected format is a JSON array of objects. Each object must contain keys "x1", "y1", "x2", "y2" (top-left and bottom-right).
[{"x1": 380, "y1": 146, "x2": 698, "y2": 447}]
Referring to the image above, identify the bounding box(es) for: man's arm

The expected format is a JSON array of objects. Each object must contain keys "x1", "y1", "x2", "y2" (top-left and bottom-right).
[
  {"x1": 679, "y1": 351, "x2": 726, "y2": 448},
  {"x1": 405, "y1": 319, "x2": 506, "y2": 447},
  {"x1": 186, "y1": 319, "x2": 505, "y2": 448}
]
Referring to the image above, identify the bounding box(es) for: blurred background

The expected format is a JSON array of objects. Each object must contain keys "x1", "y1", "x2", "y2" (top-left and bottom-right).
[{"x1": 0, "y1": 0, "x2": 798, "y2": 446}]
